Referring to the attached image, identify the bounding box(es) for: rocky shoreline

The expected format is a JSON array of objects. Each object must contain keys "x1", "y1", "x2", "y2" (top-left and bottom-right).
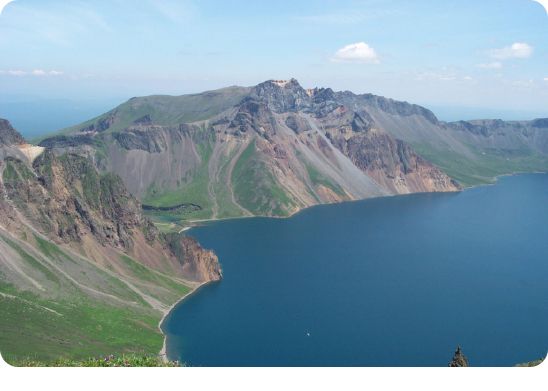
[{"x1": 158, "y1": 280, "x2": 213, "y2": 362}]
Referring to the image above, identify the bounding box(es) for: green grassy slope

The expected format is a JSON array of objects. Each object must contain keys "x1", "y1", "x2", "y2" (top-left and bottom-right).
[
  {"x1": 0, "y1": 285, "x2": 161, "y2": 363},
  {"x1": 36, "y1": 86, "x2": 251, "y2": 141},
  {"x1": 232, "y1": 141, "x2": 295, "y2": 216},
  {"x1": 9, "y1": 354, "x2": 179, "y2": 367},
  {"x1": 0, "y1": 232, "x2": 190, "y2": 364},
  {"x1": 142, "y1": 141, "x2": 214, "y2": 221},
  {"x1": 413, "y1": 143, "x2": 548, "y2": 187}
]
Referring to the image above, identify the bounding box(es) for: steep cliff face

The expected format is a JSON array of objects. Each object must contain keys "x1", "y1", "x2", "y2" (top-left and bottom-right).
[
  {"x1": 38, "y1": 79, "x2": 547, "y2": 221},
  {"x1": 0, "y1": 119, "x2": 221, "y2": 293},
  {"x1": 328, "y1": 130, "x2": 458, "y2": 193},
  {"x1": 3, "y1": 150, "x2": 146, "y2": 248},
  {"x1": 168, "y1": 236, "x2": 222, "y2": 282},
  {"x1": 311, "y1": 94, "x2": 458, "y2": 194}
]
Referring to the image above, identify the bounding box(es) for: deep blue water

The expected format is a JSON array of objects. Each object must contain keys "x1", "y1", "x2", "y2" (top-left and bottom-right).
[{"x1": 163, "y1": 174, "x2": 548, "y2": 366}]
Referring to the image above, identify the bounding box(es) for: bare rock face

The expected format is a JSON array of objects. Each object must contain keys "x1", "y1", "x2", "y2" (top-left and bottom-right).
[
  {"x1": 168, "y1": 235, "x2": 222, "y2": 282},
  {"x1": 0, "y1": 119, "x2": 25, "y2": 146},
  {"x1": 2, "y1": 150, "x2": 146, "y2": 249},
  {"x1": 112, "y1": 127, "x2": 168, "y2": 153},
  {"x1": 330, "y1": 131, "x2": 459, "y2": 193},
  {"x1": 1, "y1": 149, "x2": 222, "y2": 282},
  {"x1": 252, "y1": 79, "x2": 311, "y2": 113}
]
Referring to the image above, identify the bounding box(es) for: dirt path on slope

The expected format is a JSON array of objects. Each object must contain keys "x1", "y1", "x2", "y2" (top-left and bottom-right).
[{"x1": 0, "y1": 291, "x2": 62, "y2": 316}]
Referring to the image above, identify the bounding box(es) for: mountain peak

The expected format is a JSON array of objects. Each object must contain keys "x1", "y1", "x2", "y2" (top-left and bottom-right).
[
  {"x1": 252, "y1": 78, "x2": 310, "y2": 113},
  {"x1": 260, "y1": 78, "x2": 302, "y2": 89}
]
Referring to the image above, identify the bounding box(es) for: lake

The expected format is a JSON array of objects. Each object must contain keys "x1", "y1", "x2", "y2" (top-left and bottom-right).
[{"x1": 163, "y1": 174, "x2": 548, "y2": 366}]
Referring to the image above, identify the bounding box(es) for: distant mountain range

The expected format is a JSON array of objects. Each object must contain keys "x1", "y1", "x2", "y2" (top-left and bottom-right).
[{"x1": 39, "y1": 78, "x2": 548, "y2": 222}]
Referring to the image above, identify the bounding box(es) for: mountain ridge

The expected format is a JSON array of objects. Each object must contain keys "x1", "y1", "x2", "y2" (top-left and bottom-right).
[{"x1": 40, "y1": 78, "x2": 531, "y2": 224}]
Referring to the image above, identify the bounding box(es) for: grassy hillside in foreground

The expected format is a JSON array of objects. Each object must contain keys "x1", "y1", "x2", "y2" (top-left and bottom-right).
[
  {"x1": 0, "y1": 223, "x2": 192, "y2": 363},
  {"x1": 0, "y1": 283, "x2": 162, "y2": 363},
  {"x1": 8, "y1": 354, "x2": 179, "y2": 367}
]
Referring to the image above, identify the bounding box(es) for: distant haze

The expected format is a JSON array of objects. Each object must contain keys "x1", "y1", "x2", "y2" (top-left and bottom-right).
[{"x1": 0, "y1": 97, "x2": 124, "y2": 138}]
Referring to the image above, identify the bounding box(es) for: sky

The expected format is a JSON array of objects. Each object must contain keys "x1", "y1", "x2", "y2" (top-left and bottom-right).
[{"x1": 1, "y1": 0, "x2": 548, "y2": 128}]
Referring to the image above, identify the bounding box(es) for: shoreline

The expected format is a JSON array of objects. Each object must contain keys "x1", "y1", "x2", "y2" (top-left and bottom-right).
[
  {"x1": 181, "y1": 170, "x2": 548, "y2": 227},
  {"x1": 158, "y1": 280, "x2": 214, "y2": 362}
]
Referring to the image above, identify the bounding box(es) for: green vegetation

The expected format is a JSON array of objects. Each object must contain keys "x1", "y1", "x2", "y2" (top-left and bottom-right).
[
  {"x1": 3, "y1": 237, "x2": 60, "y2": 285},
  {"x1": 304, "y1": 162, "x2": 345, "y2": 197},
  {"x1": 30, "y1": 234, "x2": 151, "y2": 306},
  {"x1": 2, "y1": 158, "x2": 35, "y2": 183},
  {"x1": 232, "y1": 141, "x2": 294, "y2": 216},
  {"x1": 143, "y1": 141, "x2": 214, "y2": 220},
  {"x1": 37, "y1": 86, "x2": 251, "y2": 141},
  {"x1": 34, "y1": 234, "x2": 69, "y2": 260},
  {"x1": 10, "y1": 354, "x2": 179, "y2": 367},
  {"x1": 119, "y1": 254, "x2": 191, "y2": 298},
  {"x1": 0, "y1": 233, "x2": 190, "y2": 364},
  {"x1": 0, "y1": 283, "x2": 162, "y2": 364},
  {"x1": 413, "y1": 143, "x2": 548, "y2": 187}
]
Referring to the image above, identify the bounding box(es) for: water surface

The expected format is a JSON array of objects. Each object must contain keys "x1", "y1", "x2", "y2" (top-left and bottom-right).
[{"x1": 164, "y1": 174, "x2": 548, "y2": 366}]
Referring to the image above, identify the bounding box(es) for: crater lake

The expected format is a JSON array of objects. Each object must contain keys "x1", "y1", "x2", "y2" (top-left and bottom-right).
[{"x1": 162, "y1": 174, "x2": 548, "y2": 366}]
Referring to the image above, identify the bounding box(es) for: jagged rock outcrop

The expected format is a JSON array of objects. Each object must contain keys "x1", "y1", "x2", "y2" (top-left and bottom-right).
[
  {"x1": 252, "y1": 78, "x2": 311, "y2": 113},
  {"x1": 112, "y1": 128, "x2": 168, "y2": 153},
  {"x1": 329, "y1": 131, "x2": 459, "y2": 193},
  {"x1": 168, "y1": 236, "x2": 222, "y2": 282},
  {"x1": 39, "y1": 134, "x2": 98, "y2": 148},
  {"x1": 449, "y1": 346, "x2": 469, "y2": 367}
]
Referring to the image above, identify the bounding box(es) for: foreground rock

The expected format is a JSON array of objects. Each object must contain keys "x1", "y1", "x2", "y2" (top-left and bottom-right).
[{"x1": 449, "y1": 346, "x2": 469, "y2": 367}]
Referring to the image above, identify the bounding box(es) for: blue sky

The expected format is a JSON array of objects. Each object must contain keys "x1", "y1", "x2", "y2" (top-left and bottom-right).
[{"x1": 1, "y1": 0, "x2": 548, "y2": 121}]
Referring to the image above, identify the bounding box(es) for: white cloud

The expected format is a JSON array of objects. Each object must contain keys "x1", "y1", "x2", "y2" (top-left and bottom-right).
[
  {"x1": 332, "y1": 42, "x2": 380, "y2": 64},
  {"x1": 489, "y1": 42, "x2": 533, "y2": 60},
  {"x1": 0, "y1": 69, "x2": 64, "y2": 76},
  {"x1": 532, "y1": 0, "x2": 548, "y2": 14},
  {"x1": 0, "y1": 0, "x2": 14, "y2": 15},
  {"x1": 478, "y1": 61, "x2": 503, "y2": 69},
  {"x1": 544, "y1": 77, "x2": 548, "y2": 82}
]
